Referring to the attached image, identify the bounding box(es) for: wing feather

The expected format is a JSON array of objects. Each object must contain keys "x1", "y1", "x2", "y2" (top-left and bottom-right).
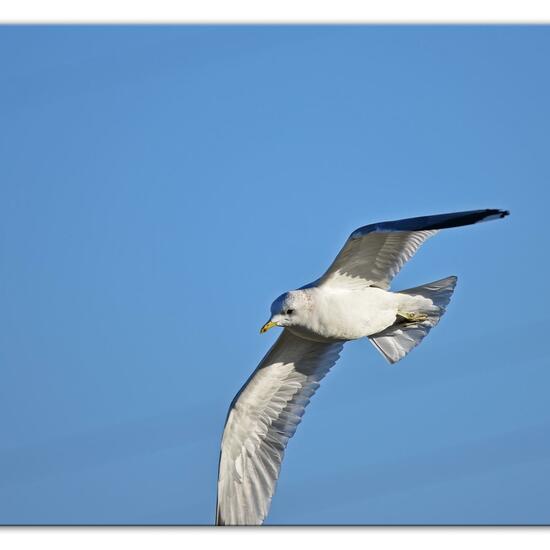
[
  {"x1": 216, "y1": 330, "x2": 343, "y2": 525},
  {"x1": 318, "y1": 209, "x2": 509, "y2": 290}
]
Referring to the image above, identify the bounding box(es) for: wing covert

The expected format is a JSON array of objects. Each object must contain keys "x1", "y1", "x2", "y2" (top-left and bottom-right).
[{"x1": 319, "y1": 229, "x2": 436, "y2": 290}]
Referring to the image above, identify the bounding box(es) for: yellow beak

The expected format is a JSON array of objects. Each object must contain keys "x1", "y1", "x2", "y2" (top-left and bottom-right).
[{"x1": 260, "y1": 320, "x2": 278, "y2": 334}]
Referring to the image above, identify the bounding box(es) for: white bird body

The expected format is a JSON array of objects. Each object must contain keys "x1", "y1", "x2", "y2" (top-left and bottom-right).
[
  {"x1": 285, "y1": 286, "x2": 431, "y2": 342},
  {"x1": 215, "y1": 209, "x2": 509, "y2": 526}
]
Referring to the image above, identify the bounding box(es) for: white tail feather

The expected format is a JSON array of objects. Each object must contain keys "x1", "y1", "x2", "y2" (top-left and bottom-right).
[{"x1": 369, "y1": 276, "x2": 457, "y2": 364}]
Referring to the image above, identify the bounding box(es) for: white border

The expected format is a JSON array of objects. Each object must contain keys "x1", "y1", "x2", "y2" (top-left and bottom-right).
[
  {"x1": 0, "y1": 0, "x2": 550, "y2": 23},
  {"x1": 1, "y1": 527, "x2": 550, "y2": 550},
  {"x1": 0, "y1": 8, "x2": 548, "y2": 550}
]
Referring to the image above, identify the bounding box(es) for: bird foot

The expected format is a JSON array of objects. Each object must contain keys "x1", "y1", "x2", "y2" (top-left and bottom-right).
[{"x1": 397, "y1": 311, "x2": 428, "y2": 324}]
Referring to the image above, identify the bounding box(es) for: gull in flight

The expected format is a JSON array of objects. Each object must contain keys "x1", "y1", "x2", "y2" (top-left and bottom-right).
[{"x1": 216, "y1": 209, "x2": 509, "y2": 525}]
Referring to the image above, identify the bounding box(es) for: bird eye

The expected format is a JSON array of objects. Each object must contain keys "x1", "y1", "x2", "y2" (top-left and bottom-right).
[{"x1": 286, "y1": 309, "x2": 294, "y2": 315}]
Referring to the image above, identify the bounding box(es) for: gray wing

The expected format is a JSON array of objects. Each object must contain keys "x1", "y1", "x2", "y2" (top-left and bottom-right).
[
  {"x1": 216, "y1": 330, "x2": 344, "y2": 525},
  {"x1": 318, "y1": 209, "x2": 509, "y2": 290}
]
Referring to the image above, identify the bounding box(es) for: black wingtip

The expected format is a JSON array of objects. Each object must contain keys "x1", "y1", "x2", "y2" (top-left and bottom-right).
[
  {"x1": 436, "y1": 208, "x2": 510, "y2": 229},
  {"x1": 350, "y1": 208, "x2": 510, "y2": 240},
  {"x1": 485, "y1": 208, "x2": 510, "y2": 221}
]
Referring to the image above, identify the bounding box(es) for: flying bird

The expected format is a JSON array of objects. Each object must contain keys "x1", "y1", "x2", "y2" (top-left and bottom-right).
[{"x1": 216, "y1": 208, "x2": 509, "y2": 525}]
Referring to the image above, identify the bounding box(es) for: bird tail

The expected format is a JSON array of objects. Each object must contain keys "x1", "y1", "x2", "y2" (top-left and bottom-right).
[{"x1": 369, "y1": 276, "x2": 457, "y2": 364}]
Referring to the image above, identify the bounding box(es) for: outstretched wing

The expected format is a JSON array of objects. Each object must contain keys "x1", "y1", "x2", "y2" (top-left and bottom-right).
[
  {"x1": 216, "y1": 330, "x2": 344, "y2": 525},
  {"x1": 318, "y1": 209, "x2": 509, "y2": 290}
]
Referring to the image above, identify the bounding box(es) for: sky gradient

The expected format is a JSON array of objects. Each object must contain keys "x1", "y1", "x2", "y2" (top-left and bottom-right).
[{"x1": 1, "y1": 25, "x2": 549, "y2": 525}]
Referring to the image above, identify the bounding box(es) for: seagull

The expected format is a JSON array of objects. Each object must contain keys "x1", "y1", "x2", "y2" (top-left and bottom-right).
[{"x1": 215, "y1": 208, "x2": 509, "y2": 525}]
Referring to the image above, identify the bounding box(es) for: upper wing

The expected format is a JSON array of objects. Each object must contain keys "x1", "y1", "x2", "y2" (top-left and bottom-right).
[
  {"x1": 216, "y1": 330, "x2": 344, "y2": 526},
  {"x1": 317, "y1": 209, "x2": 509, "y2": 290}
]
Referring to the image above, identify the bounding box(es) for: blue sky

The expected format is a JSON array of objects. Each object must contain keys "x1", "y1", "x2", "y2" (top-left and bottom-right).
[{"x1": 0, "y1": 25, "x2": 549, "y2": 525}]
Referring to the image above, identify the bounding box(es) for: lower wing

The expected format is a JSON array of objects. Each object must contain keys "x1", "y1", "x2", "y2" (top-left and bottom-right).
[{"x1": 216, "y1": 330, "x2": 344, "y2": 525}]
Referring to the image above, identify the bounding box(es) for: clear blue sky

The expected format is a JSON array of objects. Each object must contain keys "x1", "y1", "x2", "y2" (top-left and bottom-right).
[{"x1": 1, "y1": 25, "x2": 549, "y2": 525}]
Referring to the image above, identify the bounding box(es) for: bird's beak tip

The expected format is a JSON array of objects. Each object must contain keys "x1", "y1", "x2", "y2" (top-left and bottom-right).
[{"x1": 260, "y1": 321, "x2": 277, "y2": 334}]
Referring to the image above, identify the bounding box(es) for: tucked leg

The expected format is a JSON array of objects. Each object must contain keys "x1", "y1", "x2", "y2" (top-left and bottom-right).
[{"x1": 396, "y1": 311, "x2": 428, "y2": 324}]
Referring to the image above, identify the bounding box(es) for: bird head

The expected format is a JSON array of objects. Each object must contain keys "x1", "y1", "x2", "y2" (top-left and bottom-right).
[{"x1": 260, "y1": 291, "x2": 308, "y2": 334}]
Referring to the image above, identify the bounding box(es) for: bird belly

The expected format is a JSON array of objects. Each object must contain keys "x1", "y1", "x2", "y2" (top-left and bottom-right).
[{"x1": 300, "y1": 287, "x2": 399, "y2": 342}]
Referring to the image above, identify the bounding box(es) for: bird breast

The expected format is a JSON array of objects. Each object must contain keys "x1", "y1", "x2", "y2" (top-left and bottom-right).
[{"x1": 292, "y1": 286, "x2": 399, "y2": 342}]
